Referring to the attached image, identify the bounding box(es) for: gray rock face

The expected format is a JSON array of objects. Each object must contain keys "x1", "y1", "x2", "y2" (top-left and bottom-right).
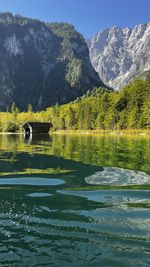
[
  {"x1": 0, "y1": 12, "x2": 104, "y2": 111},
  {"x1": 88, "y1": 23, "x2": 150, "y2": 90}
]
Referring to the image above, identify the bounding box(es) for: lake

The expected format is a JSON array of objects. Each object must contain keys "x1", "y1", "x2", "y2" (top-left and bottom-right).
[{"x1": 0, "y1": 133, "x2": 150, "y2": 267}]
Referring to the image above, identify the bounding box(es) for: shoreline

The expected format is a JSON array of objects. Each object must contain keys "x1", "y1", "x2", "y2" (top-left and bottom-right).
[
  {"x1": 0, "y1": 132, "x2": 23, "y2": 135},
  {"x1": 0, "y1": 129, "x2": 149, "y2": 137},
  {"x1": 51, "y1": 129, "x2": 150, "y2": 137}
]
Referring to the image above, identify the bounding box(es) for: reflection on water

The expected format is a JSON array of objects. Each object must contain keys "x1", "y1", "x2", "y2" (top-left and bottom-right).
[
  {"x1": 85, "y1": 167, "x2": 150, "y2": 185},
  {"x1": 58, "y1": 189, "x2": 150, "y2": 209},
  {"x1": 0, "y1": 134, "x2": 149, "y2": 175},
  {"x1": 0, "y1": 177, "x2": 65, "y2": 186},
  {"x1": 0, "y1": 134, "x2": 150, "y2": 266},
  {"x1": 28, "y1": 192, "x2": 52, "y2": 197}
]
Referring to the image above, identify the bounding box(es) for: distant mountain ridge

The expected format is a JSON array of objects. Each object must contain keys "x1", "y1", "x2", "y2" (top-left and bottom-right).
[
  {"x1": 0, "y1": 12, "x2": 105, "y2": 111},
  {"x1": 87, "y1": 22, "x2": 150, "y2": 90}
]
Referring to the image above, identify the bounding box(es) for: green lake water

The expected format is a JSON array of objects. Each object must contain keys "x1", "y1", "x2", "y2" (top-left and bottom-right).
[{"x1": 0, "y1": 134, "x2": 150, "y2": 267}]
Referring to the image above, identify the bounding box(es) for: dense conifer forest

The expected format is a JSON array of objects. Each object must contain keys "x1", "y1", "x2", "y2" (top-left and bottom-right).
[{"x1": 0, "y1": 74, "x2": 150, "y2": 132}]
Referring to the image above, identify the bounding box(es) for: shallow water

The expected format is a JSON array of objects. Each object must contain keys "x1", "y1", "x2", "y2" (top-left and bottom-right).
[{"x1": 0, "y1": 134, "x2": 150, "y2": 267}]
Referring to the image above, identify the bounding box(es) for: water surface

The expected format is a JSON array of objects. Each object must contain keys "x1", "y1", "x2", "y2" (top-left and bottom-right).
[{"x1": 0, "y1": 134, "x2": 150, "y2": 266}]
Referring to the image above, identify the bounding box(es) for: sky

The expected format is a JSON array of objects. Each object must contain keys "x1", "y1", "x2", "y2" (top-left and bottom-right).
[{"x1": 0, "y1": 0, "x2": 150, "y2": 38}]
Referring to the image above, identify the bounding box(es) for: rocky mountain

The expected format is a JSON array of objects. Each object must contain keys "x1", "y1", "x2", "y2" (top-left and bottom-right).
[
  {"x1": 0, "y1": 12, "x2": 105, "y2": 111},
  {"x1": 87, "y1": 23, "x2": 150, "y2": 90}
]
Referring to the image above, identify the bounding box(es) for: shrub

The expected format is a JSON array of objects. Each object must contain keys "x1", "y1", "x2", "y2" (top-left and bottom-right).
[{"x1": 3, "y1": 121, "x2": 19, "y2": 132}]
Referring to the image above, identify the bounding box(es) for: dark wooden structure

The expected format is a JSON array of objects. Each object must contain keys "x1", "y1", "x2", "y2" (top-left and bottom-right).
[{"x1": 23, "y1": 122, "x2": 52, "y2": 137}]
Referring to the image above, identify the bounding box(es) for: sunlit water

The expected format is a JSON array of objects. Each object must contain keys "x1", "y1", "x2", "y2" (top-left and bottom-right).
[{"x1": 0, "y1": 134, "x2": 150, "y2": 267}]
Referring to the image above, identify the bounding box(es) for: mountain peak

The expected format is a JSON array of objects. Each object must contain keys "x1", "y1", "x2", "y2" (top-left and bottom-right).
[
  {"x1": 0, "y1": 12, "x2": 14, "y2": 23},
  {"x1": 88, "y1": 22, "x2": 150, "y2": 90},
  {"x1": 0, "y1": 13, "x2": 105, "y2": 111}
]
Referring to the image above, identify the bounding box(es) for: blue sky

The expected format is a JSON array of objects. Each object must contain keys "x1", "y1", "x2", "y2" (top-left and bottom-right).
[{"x1": 0, "y1": 0, "x2": 150, "y2": 38}]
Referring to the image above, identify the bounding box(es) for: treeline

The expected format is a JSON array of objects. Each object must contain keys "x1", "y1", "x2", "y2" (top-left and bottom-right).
[
  {"x1": 43, "y1": 77, "x2": 150, "y2": 130},
  {"x1": 0, "y1": 75, "x2": 150, "y2": 132}
]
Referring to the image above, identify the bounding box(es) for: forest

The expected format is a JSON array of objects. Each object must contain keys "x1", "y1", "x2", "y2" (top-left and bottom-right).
[{"x1": 0, "y1": 74, "x2": 150, "y2": 133}]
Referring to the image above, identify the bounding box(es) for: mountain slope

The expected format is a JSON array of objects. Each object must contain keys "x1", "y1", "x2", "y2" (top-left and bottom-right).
[
  {"x1": 88, "y1": 23, "x2": 150, "y2": 90},
  {"x1": 0, "y1": 12, "x2": 105, "y2": 111}
]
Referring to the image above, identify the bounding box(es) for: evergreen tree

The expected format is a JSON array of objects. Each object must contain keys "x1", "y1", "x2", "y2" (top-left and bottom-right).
[
  {"x1": 11, "y1": 102, "x2": 18, "y2": 121},
  {"x1": 28, "y1": 104, "x2": 33, "y2": 113}
]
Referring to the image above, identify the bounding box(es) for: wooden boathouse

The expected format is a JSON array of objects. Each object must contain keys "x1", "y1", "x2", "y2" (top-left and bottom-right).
[{"x1": 23, "y1": 122, "x2": 52, "y2": 137}]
